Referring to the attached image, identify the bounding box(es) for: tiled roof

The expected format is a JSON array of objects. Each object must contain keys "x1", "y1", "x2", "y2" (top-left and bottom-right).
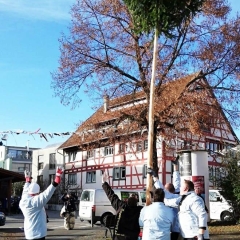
[{"x1": 59, "y1": 72, "x2": 200, "y2": 149}]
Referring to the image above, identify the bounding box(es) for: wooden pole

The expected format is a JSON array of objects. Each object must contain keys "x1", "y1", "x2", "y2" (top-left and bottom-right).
[{"x1": 146, "y1": 28, "x2": 158, "y2": 206}]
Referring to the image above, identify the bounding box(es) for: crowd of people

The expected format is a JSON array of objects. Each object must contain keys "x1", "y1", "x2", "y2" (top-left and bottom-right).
[
  {"x1": 15, "y1": 156, "x2": 209, "y2": 240},
  {"x1": 101, "y1": 157, "x2": 209, "y2": 240}
]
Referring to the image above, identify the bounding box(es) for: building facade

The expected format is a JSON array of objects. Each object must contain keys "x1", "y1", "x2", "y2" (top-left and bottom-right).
[
  {"x1": 31, "y1": 143, "x2": 65, "y2": 208},
  {"x1": 0, "y1": 145, "x2": 39, "y2": 175},
  {"x1": 32, "y1": 143, "x2": 64, "y2": 190},
  {"x1": 34, "y1": 75, "x2": 240, "y2": 196}
]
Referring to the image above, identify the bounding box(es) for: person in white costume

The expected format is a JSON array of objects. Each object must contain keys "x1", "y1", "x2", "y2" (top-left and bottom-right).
[
  {"x1": 19, "y1": 167, "x2": 64, "y2": 240},
  {"x1": 147, "y1": 157, "x2": 181, "y2": 240}
]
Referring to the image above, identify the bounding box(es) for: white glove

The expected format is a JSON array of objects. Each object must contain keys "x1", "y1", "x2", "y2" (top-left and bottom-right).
[
  {"x1": 24, "y1": 170, "x2": 30, "y2": 177},
  {"x1": 24, "y1": 170, "x2": 31, "y2": 182},
  {"x1": 197, "y1": 234, "x2": 204, "y2": 240},
  {"x1": 102, "y1": 171, "x2": 109, "y2": 183}
]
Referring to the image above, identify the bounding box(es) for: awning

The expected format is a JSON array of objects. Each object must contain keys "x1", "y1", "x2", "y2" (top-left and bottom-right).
[{"x1": 0, "y1": 168, "x2": 25, "y2": 183}]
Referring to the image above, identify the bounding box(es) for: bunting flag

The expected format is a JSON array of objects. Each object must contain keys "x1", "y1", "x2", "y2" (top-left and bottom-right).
[
  {"x1": 0, "y1": 128, "x2": 74, "y2": 142},
  {"x1": 1, "y1": 124, "x2": 147, "y2": 142}
]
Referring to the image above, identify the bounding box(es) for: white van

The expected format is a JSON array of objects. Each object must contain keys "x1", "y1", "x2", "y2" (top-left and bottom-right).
[
  {"x1": 79, "y1": 189, "x2": 146, "y2": 224},
  {"x1": 209, "y1": 189, "x2": 234, "y2": 221}
]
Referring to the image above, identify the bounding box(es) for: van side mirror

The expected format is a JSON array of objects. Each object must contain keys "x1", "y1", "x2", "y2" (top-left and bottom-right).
[{"x1": 216, "y1": 196, "x2": 222, "y2": 202}]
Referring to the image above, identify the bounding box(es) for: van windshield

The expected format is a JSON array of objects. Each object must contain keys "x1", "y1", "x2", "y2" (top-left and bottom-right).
[
  {"x1": 80, "y1": 190, "x2": 94, "y2": 201},
  {"x1": 140, "y1": 192, "x2": 146, "y2": 203},
  {"x1": 121, "y1": 191, "x2": 139, "y2": 202}
]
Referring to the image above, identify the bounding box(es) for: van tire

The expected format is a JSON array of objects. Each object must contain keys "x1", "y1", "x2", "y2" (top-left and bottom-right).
[
  {"x1": 220, "y1": 211, "x2": 232, "y2": 221},
  {"x1": 101, "y1": 213, "x2": 113, "y2": 225}
]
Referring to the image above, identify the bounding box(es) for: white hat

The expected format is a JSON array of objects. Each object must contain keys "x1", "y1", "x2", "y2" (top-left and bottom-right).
[{"x1": 28, "y1": 183, "x2": 40, "y2": 195}]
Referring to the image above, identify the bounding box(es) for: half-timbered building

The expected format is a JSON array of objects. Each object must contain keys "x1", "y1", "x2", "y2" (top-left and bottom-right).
[{"x1": 58, "y1": 73, "x2": 239, "y2": 194}]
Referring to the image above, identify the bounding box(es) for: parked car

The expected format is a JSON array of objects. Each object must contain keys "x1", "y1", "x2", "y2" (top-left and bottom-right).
[
  {"x1": 209, "y1": 189, "x2": 234, "y2": 221},
  {"x1": 0, "y1": 211, "x2": 6, "y2": 226},
  {"x1": 79, "y1": 188, "x2": 146, "y2": 224}
]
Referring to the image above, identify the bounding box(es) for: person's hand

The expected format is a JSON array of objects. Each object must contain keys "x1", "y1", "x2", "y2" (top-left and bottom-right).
[
  {"x1": 102, "y1": 171, "x2": 109, "y2": 183},
  {"x1": 54, "y1": 166, "x2": 64, "y2": 184},
  {"x1": 56, "y1": 166, "x2": 64, "y2": 176},
  {"x1": 24, "y1": 170, "x2": 31, "y2": 182},
  {"x1": 172, "y1": 155, "x2": 179, "y2": 165},
  {"x1": 147, "y1": 168, "x2": 158, "y2": 178}
]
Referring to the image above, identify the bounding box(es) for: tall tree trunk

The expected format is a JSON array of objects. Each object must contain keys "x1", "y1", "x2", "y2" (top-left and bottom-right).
[{"x1": 146, "y1": 28, "x2": 158, "y2": 206}]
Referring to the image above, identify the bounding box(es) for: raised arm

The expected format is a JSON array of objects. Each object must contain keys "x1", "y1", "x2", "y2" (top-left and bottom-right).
[
  {"x1": 147, "y1": 168, "x2": 178, "y2": 199},
  {"x1": 102, "y1": 182, "x2": 126, "y2": 211},
  {"x1": 172, "y1": 165, "x2": 180, "y2": 194},
  {"x1": 33, "y1": 166, "x2": 64, "y2": 208},
  {"x1": 102, "y1": 171, "x2": 126, "y2": 212},
  {"x1": 21, "y1": 170, "x2": 32, "y2": 200},
  {"x1": 164, "y1": 196, "x2": 181, "y2": 208}
]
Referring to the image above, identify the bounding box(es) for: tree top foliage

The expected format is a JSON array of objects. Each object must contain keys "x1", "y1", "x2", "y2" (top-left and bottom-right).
[
  {"x1": 51, "y1": 0, "x2": 240, "y2": 133},
  {"x1": 123, "y1": 0, "x2": 205, "y2": 36}
]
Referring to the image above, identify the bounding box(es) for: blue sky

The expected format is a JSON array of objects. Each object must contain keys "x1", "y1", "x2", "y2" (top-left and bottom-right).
[
  {"x1": 0, "y1": 0, "x2": 94, "y2": 148},
  {"x1": 0, "y1": 0, "x2": 240, "y2": 149}
]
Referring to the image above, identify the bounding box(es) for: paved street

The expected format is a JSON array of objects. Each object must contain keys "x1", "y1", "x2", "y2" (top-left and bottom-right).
[
  {"x1": 0, "y1": 210, "x2": 107, "y2": 240},
  {"x1": 1, "y1": 210, "x2": 240, "y2": 239}
]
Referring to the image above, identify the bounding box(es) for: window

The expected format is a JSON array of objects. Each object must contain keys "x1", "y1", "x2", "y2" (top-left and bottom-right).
[
  {"x1": 113, "y1": 167, "x2": 126, "y2": 180},
  {"x1": 140, "y1": 192, "x2": 146, "y2": 203},
  {"x1": 64, "y1": 151, "x2": 77, "y2": 163},
  {"x1": 87, "y1": 150, "x2": 94, "y2": 159},
  {"x1": 26, "y1": 151, "x2": 32, "y2": 159},
  {"x1": 49, "y1": 174, "x2": 55, "y2": 184},
  {"x1": 38, "y1": 155, "x2": 44, "y2": 170},
  {"x1": 104, "y1": 146, "x2": 114, "y2": 156},
  {"x1": 144, "y1": 140, "x2": 148, "y2": 150},
  {"x1": 209, "y1": 191, "x2": 221, "y2": 202},
  {"x1": 209, "y1": 165, "x2": 222, "y2": 187},
  {"x1": 80, "y1": 190, "x2": 94, "y2": 201},
  {"x1": 86, "y1": 171, "x2": 96, "y2": 183},
  {"x1": 136, "y1": 142, "x2": 142, "y2": 152},
  {"x1": 119, "y1": 143, "x2": 125, "y2": 153},
  {"x1": 37, "y1": 175, "x2": 44, "y2": 189},
  {"x1": 68, "y1": 173, "x2": 77, "y2": 185},
  {"x1": 7, "y1": 149, "x2": 32, "y2": 160},
  {"x1": 206, "y1": 139, "x2": 223, "y2": 154},
  {"x1": 8, "y1": 149, "x2": 17, "y2": 158},
  {"x1": 38, "y1": 162, "x2": 43, "y2": 170},
  {"x1": 142, "y1": 164, "x2": 147, "y2": 178},
  {"x1": 49, "y1": 153, "x2": 56, "y2": 169},
  {"x1": 198, "y1": 119, "x2": 211, "y2": 132},
  {"x1": 120, "y1": 191, "x2": 139, "y2": 202}
]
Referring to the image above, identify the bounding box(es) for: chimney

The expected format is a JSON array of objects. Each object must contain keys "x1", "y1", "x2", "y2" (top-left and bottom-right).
[{"x1": 103, "y1": 95, "x2": 109, "y2": 113}]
